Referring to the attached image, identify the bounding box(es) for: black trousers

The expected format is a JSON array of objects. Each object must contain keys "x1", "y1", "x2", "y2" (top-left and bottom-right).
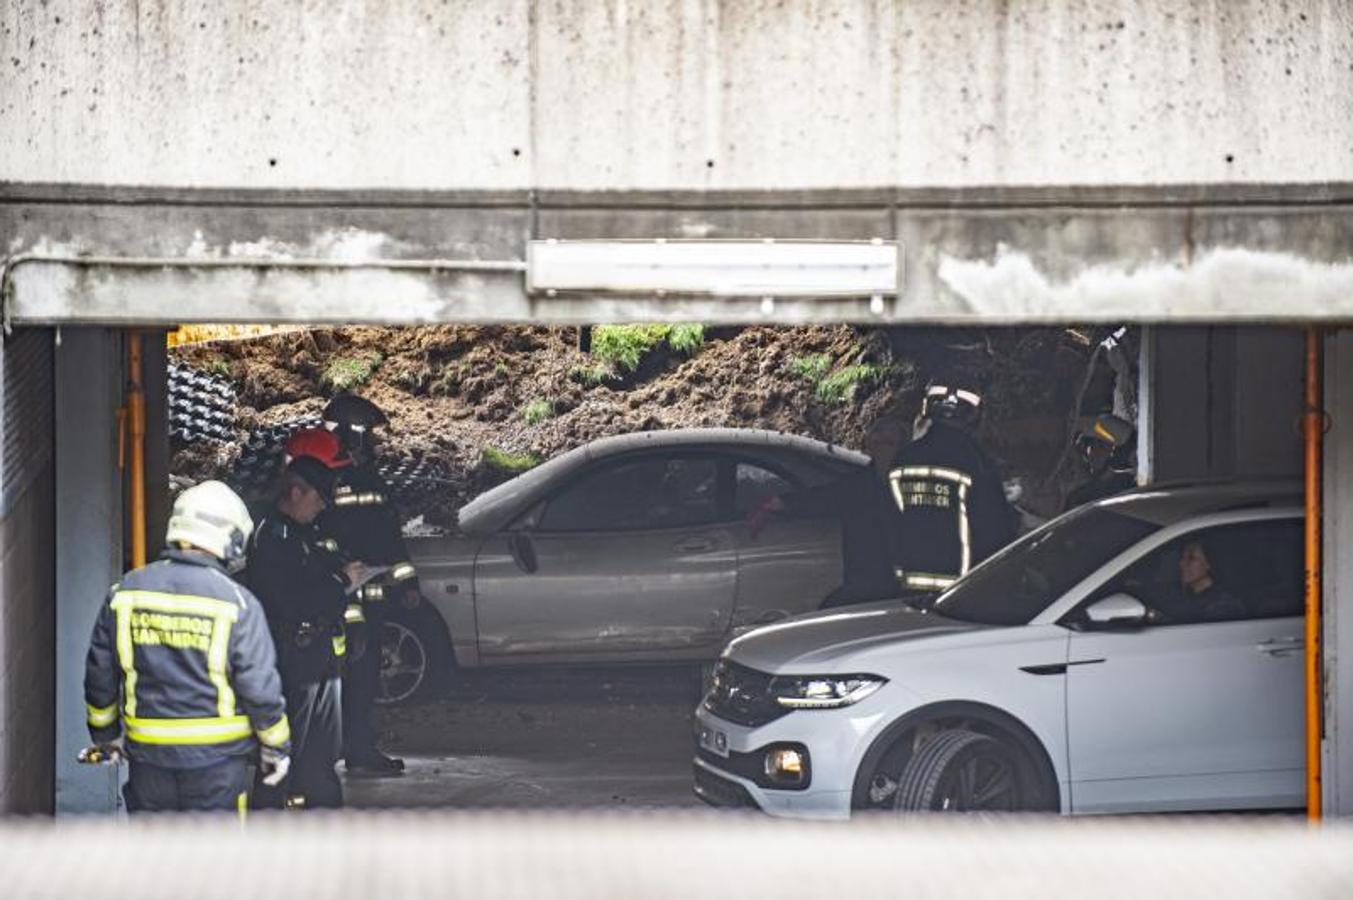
[
  {"x1": 256, "y1": 673, "x2": 343, "y2": 809},
  {"x1": 125, "y1": 756, "x2": 249, "y2": 814},
  {"x1": 342, "y1": 607, "x2": 383, "y2": 761}
]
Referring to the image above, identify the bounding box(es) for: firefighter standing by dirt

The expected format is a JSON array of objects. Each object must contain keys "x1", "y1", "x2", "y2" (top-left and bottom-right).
[
  {"x1": 321, "y1": 393, "x2": 419, "y2": 777},
  {"x1": 247, "y1": 456, "x2": 364, "y2": 809},
  {"x1": 888, "y1": 376, "x2": 1018, "y2": 593},
  {"x1": 82, "y1": 481, "x2": 291, "y2": 813}
]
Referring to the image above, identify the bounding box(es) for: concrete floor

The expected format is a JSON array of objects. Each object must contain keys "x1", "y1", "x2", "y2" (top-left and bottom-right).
[{"x1": 343, "y1": 666, "x2": 704, "y2": 810}]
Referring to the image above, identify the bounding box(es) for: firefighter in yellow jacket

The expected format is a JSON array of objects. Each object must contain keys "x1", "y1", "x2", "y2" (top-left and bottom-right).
[{"x1": 83, "y1": 481, "x2": 291, "y2": 813}]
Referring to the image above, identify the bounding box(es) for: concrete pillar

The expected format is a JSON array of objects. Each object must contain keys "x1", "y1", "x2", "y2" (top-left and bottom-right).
[
  {"x1": 1142, "y1": 326, "x2": 1301, "y2": 483},
  {"x1": 1323, "y1": 330, "x2": 1353, "y2": 816},
  {"x1": 54, "y1": 328, "x2": 124, "y2": 814}
]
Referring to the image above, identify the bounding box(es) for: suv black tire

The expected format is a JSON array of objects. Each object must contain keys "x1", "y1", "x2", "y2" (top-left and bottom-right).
[{"x1": 894, "y1": 728, "x2": 1023, "y2": 812}]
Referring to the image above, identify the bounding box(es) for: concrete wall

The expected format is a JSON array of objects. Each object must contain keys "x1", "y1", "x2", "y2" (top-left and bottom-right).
[
  {"x1": 53, "y1": 329, "x2": 124, "y2": 814},
  {"x1": 1, "y1": 1, "x2": 1350, "y2": 191}
]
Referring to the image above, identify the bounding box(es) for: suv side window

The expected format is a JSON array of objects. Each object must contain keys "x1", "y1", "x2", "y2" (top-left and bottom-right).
[
  {"x1": 1094, "y1": 519, "x2": 1302, "y2": 625},
  {"x1": 538, "y1": 456, "x2": 720, "y2": 532}
]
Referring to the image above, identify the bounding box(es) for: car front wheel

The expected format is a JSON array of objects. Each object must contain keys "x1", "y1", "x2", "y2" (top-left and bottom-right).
[
  {"x1": 375, "y1": 605, "x2": 451, "y2": 705},
  {"x1": 893, "y1": 729, "x2": 1023, "y2": 812}
]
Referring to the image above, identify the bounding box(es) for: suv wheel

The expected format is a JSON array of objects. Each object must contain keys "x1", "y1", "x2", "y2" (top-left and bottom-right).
[{"x1": 894, "y1": 728, "x2": 1022, "y2": 812}]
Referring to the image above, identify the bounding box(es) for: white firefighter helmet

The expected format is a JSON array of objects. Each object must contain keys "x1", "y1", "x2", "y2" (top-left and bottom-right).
[{"x1": 165, "y1": 480, "x2": 254, "y2": 563}]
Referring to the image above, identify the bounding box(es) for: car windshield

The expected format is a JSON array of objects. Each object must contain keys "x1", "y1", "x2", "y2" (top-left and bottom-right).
[{"x1": 930, "y1": 506, "x2": 1160, "y2": 626}]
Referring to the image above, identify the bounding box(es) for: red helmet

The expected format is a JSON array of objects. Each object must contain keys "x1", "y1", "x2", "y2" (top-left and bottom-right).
[{"x1": 284, "y1": 427, "x2": 351, "y2": 469}]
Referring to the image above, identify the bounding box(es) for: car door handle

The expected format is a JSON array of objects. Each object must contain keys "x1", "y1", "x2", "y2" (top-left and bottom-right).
[
  {"x1": 675, "y1": 537, "x2": 716, "y2": 553},
  {"x1": 1255, "y1": 637, "x2": 1304, "y2": 656}
]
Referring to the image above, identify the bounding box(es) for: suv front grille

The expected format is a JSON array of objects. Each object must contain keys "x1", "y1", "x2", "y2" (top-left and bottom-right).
[{"x1": 702, "y1": 660, "x2": 788, "y2": 727}]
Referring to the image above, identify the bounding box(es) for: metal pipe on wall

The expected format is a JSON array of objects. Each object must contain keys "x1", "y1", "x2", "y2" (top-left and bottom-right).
[
  {"x1": 1305, "y1": 326, "x2": 1324, "y2": 820},
  {"x1": 127, "y1": 329, "x2": 146, "y2": 568}
]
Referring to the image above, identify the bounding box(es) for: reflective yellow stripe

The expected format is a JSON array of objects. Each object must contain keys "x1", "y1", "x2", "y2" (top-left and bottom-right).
[
  {"x1": 114, "y1": 603, "x2": 137, "y2": 718},
  {"x1": 125, "y1": 715, "x2": 252, "y2": 745},
  {"x1": 896, "y1": 569, "x2": 957, "y2": 590},
  {"x1": 332, "y1": 633, "x2": 347, "y2": 658},
  {"x1": 237, "y1": 791, "x2": 248, "y2": 825},
  {"x1": 208, "y1": 616, "x2": 235, "y2": 718},
  {"x1": 361, "y1": 584, "x2": 385, "y2": 602},
  {"x1": 344, "y1": 603, "x2": 366, "y2": 624},
  {"x1": 111, "y1": 590, "x2": 242, "y2": 721},
  {"x1": 256, "y1": 715, "x2": 291, "y2": 748},
  {"x1": 390, "y1": 562, "x2": 416, "y2": 582},
  {"x1": 318, "y1": 538, "x2": 340, "y2": 553},
  {"x1": 111, "y1": 590, "x2": 241, "y2": 622},
  {"x1": 86, "y1": 702, "x2": 118, "y2": 729},
  {"x1": 893, "y1": 465, "x2": 973, "y2": 487}
]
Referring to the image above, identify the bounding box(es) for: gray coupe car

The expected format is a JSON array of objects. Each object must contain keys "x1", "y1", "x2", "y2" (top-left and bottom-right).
[{"x1": 377, "y1": 429, "x2": 871, "y2": 702}]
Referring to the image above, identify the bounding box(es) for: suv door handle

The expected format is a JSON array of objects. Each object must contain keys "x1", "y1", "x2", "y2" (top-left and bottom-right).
[{"x1": 1255, "y1": 637, "x2": 1303, "y2": 656}]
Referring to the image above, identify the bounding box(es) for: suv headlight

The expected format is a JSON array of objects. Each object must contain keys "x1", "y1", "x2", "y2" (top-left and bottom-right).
[{"x1": 768, "y1": 674, "x2": 887, "y2": 709}]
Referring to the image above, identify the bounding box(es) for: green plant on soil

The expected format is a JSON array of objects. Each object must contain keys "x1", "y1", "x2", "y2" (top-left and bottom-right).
[
  {"x1": 791, "y1": 352, "x2": 884, "y2": 404},
  {"x1": 668, "y1": 323, "x2": 705, "y2": 355},
  {"x1": 591, "y1": 324, "x2": 670, "y2": 372},
  {"x1": 207, "y1": 359, "x2": 231, "y2": 378},
  {"x1": 521, "y1": 398, "x2": 555, "y2": 425},
  {"x1": 323, "y1": 352, "x2": 383, "y2": 390},
  {"x1": 483, "y1": 445, "x2": 541, "y2": 473},
  {"x1": 815, "y1": 363, "x2": 883, "y2": 404},
  {"x1": 568, "y1": 363, "x2": 616, "y2": 386},
  {"x1": 790, "y1": 353, "x2": 833, "y2": 382}
]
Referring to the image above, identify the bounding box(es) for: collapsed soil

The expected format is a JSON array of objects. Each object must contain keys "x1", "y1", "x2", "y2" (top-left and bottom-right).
[{"x1": 171, "y1": 324, "x2": 1119, "y2": 527}]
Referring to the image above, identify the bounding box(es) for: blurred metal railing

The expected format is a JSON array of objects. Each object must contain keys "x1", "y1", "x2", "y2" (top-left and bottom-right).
[{"x1": 2, "y1": 811, "x2": 1351, "y2": 900}]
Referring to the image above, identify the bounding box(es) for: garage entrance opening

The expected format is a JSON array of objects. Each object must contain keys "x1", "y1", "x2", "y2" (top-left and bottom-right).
[{"x1": 130, "y1": 319, "x2": 1298, "y2": 812}]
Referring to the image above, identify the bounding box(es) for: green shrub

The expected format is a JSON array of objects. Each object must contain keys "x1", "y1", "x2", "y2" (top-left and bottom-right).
[
  {"x1": 207, "y1": 359, "x2": 231, "y2": 378},
  {"x1": 323, "y1": 352, "x2": 383, "y2": 390},
  {"x1": 815, "y1": 363, "x2": 884, "y2": 404},
  {"x1": 790, "y1": 354, "x2": 833, "y2": 382},
  {"x1": 591, "y1": 324, "x2": 670, "y2": 372},
  {"x1": 521, "y1": 398, "x2": 555, "y2": 425},
  {"x1": 483, "y1": 446, "x2": 541, "y2": 473},
  {"x1": 668, "y1": 323, "x2": 705, "y2": 355}
]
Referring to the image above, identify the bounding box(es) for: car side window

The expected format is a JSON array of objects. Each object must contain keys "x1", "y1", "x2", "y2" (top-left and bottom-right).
[
  {"x1": 537, "y1": 456, "x2": 720, "y2": 532},
  {"x1": 1097, "y1": 519, "x2": 1302, "y2": 626},
  {"x1": 734, "y1": 463, "x2": 793, "y2": 515}
]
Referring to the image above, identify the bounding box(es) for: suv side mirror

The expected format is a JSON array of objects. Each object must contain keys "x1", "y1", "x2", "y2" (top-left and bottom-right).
[{"x1": 1084, "y1": 592, "x2": 1148, "y2": 628}]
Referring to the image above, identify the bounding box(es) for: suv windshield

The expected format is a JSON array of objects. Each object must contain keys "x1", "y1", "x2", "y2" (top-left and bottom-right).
[{"x1": 930, "y1": 506, "x2": 1160, "y2": 626}]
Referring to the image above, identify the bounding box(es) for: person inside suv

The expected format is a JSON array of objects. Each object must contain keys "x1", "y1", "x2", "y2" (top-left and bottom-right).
[{"x1": 1149, "y1": 539, "x2": 1247, "y2": 624}]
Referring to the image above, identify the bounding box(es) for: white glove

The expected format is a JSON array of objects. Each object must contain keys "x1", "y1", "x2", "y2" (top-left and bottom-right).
[{"x1": 260, "y1": 746, "x2": 291, "y2": 786}]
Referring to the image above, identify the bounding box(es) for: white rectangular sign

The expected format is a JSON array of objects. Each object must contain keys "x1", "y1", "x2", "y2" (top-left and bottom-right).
[{"x1": 528, "y1": 239, "x2": 900, "y2": 297}]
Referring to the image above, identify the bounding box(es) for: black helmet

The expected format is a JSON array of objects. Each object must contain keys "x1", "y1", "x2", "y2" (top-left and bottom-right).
[
  {"x1": 322, "y1": 393, "x2": 388, "y2": 432},
  {"x1": 921, "y1": 378, "x2": 983, "y2": 429}
]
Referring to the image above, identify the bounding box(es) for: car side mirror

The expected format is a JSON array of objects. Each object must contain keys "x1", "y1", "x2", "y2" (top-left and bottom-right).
[{"x1": 1083, "y1": 592, "x2": 1148, "y2": 628}]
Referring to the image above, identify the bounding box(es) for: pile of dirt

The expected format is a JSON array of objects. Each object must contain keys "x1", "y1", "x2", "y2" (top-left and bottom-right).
[{"x1": 171, "y1": 324, "x2": 1122, "y2": 526}]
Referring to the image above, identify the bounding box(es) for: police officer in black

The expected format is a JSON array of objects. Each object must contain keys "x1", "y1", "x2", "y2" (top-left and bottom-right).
[
  {"x1": 247, "y1": 456, "x2": 366, "y2": 809},
  {"x1": 83, "y1": 481, "x2": 291, "y2": 813},
  {"x1": 888, "y1": 377, "x2": 1017, "y2": 594},
  {"x1": 321, "y1": 393, "x2": 420, "y2": 777},
  {"x1": 1065, "y1": 413, "x2": 1136, "y2": 509}
]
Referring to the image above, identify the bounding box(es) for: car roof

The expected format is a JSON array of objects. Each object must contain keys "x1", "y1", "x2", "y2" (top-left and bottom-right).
[
  {"x1": 458, "y1": 428, "x2": 870, "y2": 535},
  {"x1": 1089, "y1": 478, "x2": 1302, "y2": 526}
]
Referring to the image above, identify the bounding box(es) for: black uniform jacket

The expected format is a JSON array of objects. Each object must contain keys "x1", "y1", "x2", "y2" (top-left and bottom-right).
[
  {"x1": 318, "y1": 463, "x2": 419, "y2": 606},
  {"x1": 887, "y1": 421, "x2": 1018, "y2": 591},
  {"x1": 246, "y1": 512, "x2": 350, "y2": 684},
  {"x1": 84, "y1": 548, "x2": 291, "y2": 768}
]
